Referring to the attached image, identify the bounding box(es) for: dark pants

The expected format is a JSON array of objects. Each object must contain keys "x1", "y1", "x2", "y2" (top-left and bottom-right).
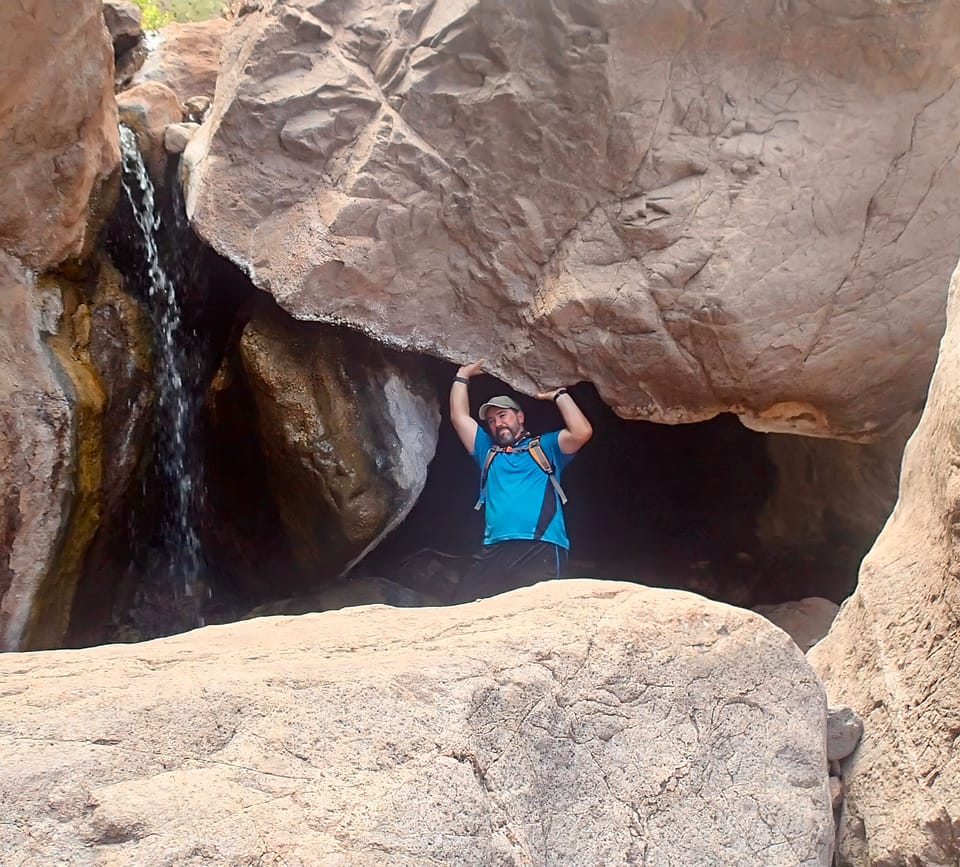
[{"x1": 452, "y1": 540, "x2": 568, "y2": 603}]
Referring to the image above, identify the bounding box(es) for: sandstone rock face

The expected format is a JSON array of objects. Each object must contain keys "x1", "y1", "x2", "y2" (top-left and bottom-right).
[
  {"x1": 0, "y1": 581, "x2": 834, "y2": 865},
  {"x1": 233, "y1": 301, "x2": 440, "y2": 583},
  {"x1": 757, "y1": 419, "x2": 913, "y2": 560},
  {"x1": 104, "y1": 0, "x2": 148, "y2": 91},
  {"x1": 164, "y1": 121, "x2": 200, "y2": 153},
  {"x1": 0, "y1": 255, "x2": 74, "y2": 651},
  {"x1": 135, "y1": 18, "x2": 230, "y2": 102},
  {"x1": 0, "y1": 0, "x2": 119, "y2": 269},
  {"x1": 28, "y1": 258, "x2": 155, "y2": 652},
  {"x1": 809, "y1": 260, "x2": 960, "y2": 865},
  {"x1": 184, "y1": 0, "x2": 960, "y2": 439}
]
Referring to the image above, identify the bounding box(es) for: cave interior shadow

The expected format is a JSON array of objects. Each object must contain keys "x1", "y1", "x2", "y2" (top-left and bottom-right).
[{"x1": 357, "y1": 367, "x2": 870, "y2": 611}]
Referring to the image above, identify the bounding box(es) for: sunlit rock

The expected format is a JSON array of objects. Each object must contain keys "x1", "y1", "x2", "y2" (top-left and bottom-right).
[
  {"x1": 0, "y1": 0, "x2": 121, "y2": 650},
  {"x1": 753, "y1": 597, "x2": 838, "y2": 653},
  {"x1": 164, "y1": 121, "x2": 199, "y2": 154},
  {"x1": 810, "y1": 259, "x2": 960, "y2": 864},
  {"x1": 0, "y1": 581, "x2": 834, "y2": 865},
  {"x1": 184, "y1": 0, "x2": 960, "y2": 439},
  {"x1": 102, "y1": 0, "x2": 146, "y2": 88}
]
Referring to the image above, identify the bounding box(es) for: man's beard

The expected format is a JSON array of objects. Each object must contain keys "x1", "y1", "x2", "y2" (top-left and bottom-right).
[{"x1": 495, "y1": 426, "x2": 518, "y2": 445}]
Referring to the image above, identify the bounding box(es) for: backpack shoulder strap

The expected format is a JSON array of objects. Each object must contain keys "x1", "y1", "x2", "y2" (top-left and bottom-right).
[
  {"x1": 528, "y1": 436, "x2": 569, "y2": 505},
  {"x1": 473, "y1": 436, "x2": 570, "y2": 511},
  {"x1": 473, "y1": 446, "x2": 500, "y2": 511}
]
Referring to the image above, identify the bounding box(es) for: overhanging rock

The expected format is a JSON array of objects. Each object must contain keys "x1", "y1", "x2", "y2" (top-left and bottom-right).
[{"x1": 184, "y1": 0, "x2": 960, "y2": 438}]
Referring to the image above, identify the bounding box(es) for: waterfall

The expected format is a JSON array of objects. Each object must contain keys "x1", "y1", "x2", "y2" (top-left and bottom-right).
[{"x1": 118, "y1": 124, "x2": 204, "y2": 623}]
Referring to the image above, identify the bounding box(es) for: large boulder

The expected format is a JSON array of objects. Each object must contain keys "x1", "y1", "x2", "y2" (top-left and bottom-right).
[
  {"x1": 0, "y1": 581, "x2": 834, "y2": 865},
  {"x1": 102, "y1": 0, "x2": 146, "y2": 88},
  {"x1": 184, "y1": 0, "x2": 960, "y2": 439},
  {"x1": 809, "y1": 259, "x2": 960, "y2": 864},
  {"x1": 207, "y1": 300, "x2": 440, "y2": 591},
  {"x1": 0, "y1": 0, "x2": 119, "y2": 269},
  {"x1": 134, "y1": 18, "x2": 230, "y2": 102}
]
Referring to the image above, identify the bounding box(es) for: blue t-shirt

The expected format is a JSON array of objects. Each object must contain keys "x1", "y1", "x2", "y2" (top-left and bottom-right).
[{"x1": 473, "y1": 428, "x2": 575, "y2": 550}]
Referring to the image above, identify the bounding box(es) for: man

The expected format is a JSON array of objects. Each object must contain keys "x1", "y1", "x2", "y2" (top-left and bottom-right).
[{"x1": 449, "y1": 358, "x2": 593, "y2": 602}]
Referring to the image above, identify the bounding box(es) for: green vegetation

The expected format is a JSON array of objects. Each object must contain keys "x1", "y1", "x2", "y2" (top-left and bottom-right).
[
  {"x1": 132, "y1": 0, "x2": 173, "y2": 28},
  {"x1": 131, "y1": 0, "x2": 223, "y2": 27}
]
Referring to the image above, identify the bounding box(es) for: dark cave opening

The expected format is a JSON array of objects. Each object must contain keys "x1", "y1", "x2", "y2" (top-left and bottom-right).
[
  {"x1": 353, "y1": 370, "x2": 874, "y2": 611},
  {"x1": 64, "y1": 168, "x2": 895, "y2": 645}
]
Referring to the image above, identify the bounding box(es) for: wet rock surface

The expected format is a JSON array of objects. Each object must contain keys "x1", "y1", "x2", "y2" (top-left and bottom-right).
[
  {"x1": 0, "y1": 256, "x2": 74, "y2": 651},
  {"x1": 0, "y1": 0, "x2": 120, "y2": 650},
  {"x1": 201, "y1": 298, "x2": 440, "y2": 604}
]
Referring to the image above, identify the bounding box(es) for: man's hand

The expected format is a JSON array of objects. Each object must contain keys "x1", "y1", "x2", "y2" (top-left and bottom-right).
[
  {"x1": 538, "y1": 386, "x2": 593, "y2": 455},
  {"x1": 535, "y1": 387, "x2": 565, "y2": 401},
  {"x1": 457, "y1": 359, "x2": 486, "y2": 379}
]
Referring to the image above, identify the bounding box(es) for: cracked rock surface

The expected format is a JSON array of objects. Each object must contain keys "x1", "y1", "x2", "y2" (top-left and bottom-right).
[
  {"x1": 0, "y1": 580, "x2": 833, "y2": 865},
  {"x1": 184, "y1": 0, "x2": 960, "y2": 438},
  {"x1": 809, "y1": 260, "x2": 960, "y2": 866}
]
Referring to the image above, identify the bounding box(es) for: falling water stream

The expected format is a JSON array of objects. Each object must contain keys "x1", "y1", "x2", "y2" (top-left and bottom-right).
[{"x1": 118, "y1": 124, "x2": 204, "y2": 624}]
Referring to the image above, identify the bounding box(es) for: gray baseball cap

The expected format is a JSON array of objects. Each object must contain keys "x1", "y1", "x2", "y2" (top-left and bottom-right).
[{"x1": 478, "y1": 395, "x2": 521, "y2": 421}]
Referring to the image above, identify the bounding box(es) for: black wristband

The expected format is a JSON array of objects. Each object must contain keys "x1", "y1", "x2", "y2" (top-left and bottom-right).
[
  {"x1": 553, "y1": 388, "x2": 568, "y2": 401},
  {"x1": 454, "y1": 375, "x2": 470, "y2": 385}
]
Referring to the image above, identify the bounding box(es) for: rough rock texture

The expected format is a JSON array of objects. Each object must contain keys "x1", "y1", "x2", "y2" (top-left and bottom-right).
[
  {"x1": 102, "y1": 0, "x2": 145, "y2": 87},
  {"x1": 134, "y1": 18, "x2": 230, "y2": 101},
  {"x1": 0, "y1": 0, "x2": 125, "y2": 651},
  {"x1": 164, "y1": 121, "x2": 200, "y2": 153},
  {"x1": 184, "y1": 0, "x2": 960, "y2": 439},
  {"x1": 223, "y1": 301, "x2": 440, "y2": 585},
  {"x1": 810, "y1": 260, "x2": 960, "y2": 865},
  {"x1": 826, "y1": 707, "x2": 863, "y2": 764},
  {"x1": 0, "y1": 0, "x2": 119, "y2": 270},
  {"x1": 0, "y1": 255, "x2": 74, "y2": 652},
  {"x1": 0, "y1": 581, "x2": 834, "y2": 865},
  {"x1": 102, "y1": 0, "x2": 142, "y2": 53}
]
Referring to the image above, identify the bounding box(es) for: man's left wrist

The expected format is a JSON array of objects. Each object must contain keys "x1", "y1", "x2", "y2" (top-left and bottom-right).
[{"x1": 553, "y1": 388, "x2": 569, "y2": 401}]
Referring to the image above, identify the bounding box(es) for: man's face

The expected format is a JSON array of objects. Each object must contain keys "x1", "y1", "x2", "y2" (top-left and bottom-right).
[{"x1": 485, "y1": 407, "x2": 524, "y2": 446}]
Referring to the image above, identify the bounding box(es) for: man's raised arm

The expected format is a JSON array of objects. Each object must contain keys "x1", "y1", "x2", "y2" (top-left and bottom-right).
[
  {"x1": 536, "y1": 387, "x2": 593, "y2": 455},
  {"x1": 450, "y1": 359, "x2": 484, "y2": 452}
]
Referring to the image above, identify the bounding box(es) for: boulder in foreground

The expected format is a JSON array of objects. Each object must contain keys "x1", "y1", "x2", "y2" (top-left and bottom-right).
[{"x1": 0, "y1": 580, "x2": 833, "y2": 865}]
